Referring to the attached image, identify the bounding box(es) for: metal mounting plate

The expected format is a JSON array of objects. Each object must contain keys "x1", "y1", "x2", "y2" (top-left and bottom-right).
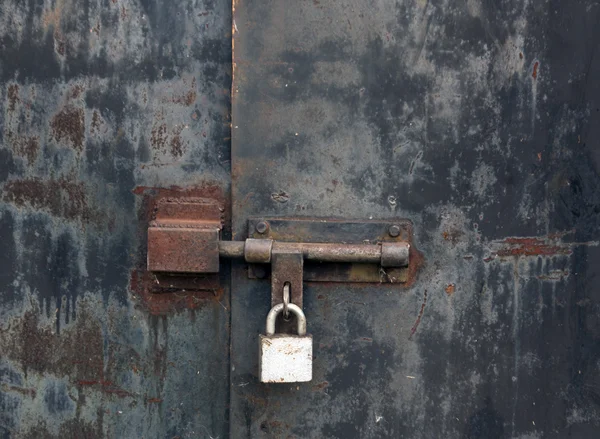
[
  {"x1": 247, "y1": 218, "x2": 413, "y2": 283},
  {"x1": 146, "y1": 197, "x2": 224, "y2": 292}
]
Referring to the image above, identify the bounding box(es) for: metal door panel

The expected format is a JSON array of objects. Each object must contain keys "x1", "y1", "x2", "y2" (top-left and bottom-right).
[
  {"x1": 231, "y1": 1, "x2": 600, "y2": 437},
  {"x1": 0, "y1": 1, "x2": 231, "y2": 437}
]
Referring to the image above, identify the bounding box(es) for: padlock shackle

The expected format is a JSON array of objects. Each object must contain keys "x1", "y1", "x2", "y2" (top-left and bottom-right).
[{"x1": 265, "y1": 303, "x2": 307, "y2": 336}]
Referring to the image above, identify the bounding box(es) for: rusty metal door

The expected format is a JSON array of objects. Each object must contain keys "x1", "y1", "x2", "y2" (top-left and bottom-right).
[
  {"x1": 2, "y1": 0, "x2": 600, "y2": 438},
  {"x1": 230, "y1": 1, "x2": 600, "y2": 438},
  {"x1": 0, "y1": 1, "x2": 232, "y2": 438}
]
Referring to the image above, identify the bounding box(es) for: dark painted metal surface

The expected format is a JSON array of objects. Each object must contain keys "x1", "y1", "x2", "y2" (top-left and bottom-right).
[
  {"x1": 232, "y1": 1, "x2": 600, "y2": 438},
  {"x1": 0, "y1": 1, "x2": 231, "y2": 437}
]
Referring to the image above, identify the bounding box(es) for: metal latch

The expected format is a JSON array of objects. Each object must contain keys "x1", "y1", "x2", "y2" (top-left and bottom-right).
[{"x1": 147, "y1": 199, "x2": 412, "y2": 304}]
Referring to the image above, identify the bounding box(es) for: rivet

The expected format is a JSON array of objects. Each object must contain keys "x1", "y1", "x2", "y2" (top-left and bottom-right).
[
  {"x1": 256, "y1": 221, "x2": 269, "y2": 234},
  {"x1": 388, "y1": 224, "x2": 401, "y2": 238},
  {"x1": 254, "y1": 266, "x2": 268, "y2": 279}
]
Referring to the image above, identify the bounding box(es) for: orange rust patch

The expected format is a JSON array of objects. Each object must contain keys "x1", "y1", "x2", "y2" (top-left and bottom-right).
[
  {"x1": 51, "y1": 105, "x2": 85, "y2": 151},
  {"x1": 173, "y1": 90, "x2": 197, "y2": 106},
  {"x1": 445, "y1": 284, "x2": 455, "y2": 296},
  {"x1": 409, "y1": 289, "x2": 428, "y2": 339},
  {"x1": 442, "y1": 228, "x2": 464, "y2": 245},
  {"x1": 532, "y1": 61, "x2": 539, "y2": 80},
  {"x1": 7, "y1": 84, "x2": 19, "y2": 112},
  {"x1": 172, "y1": 78, "x2": 197, "y2": 106},
  {"x1": 12, "y1": 136, "x2": 39, "y2": 164},
  {"x1": 2, "y1": 177, "x2": 103, "y2": 223},
  {"x1": 404, "y1": 244, "x2": 425, "y2": 288},
  {"x1": 0, "y1": 306, "x2": 104, "y2": 381},
  {"x1": 496, "y1": 237, "x2": 572, "y2": 257},
  {"x1": 313, "y1": 381, "x2": 329, "y2": 391},
  {"x1": 151, "y1": 123, "x2": 168, "y2": 150},
  {"x1": 170, "y1": 134, "x2": 183, "y2": 157}
]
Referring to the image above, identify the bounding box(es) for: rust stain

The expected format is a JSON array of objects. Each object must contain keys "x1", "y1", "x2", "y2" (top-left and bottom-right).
[
  {"x1": 403, "y1": 244, "x2": 425, "y2": 289},
  {"x1": 69, "y1": 84, "x2": 85, "y2": 99},
  {"x1": 130, "y1": 260, "x2": 225, "y2": 316},
  {"x1": 146, "y1": 397, "x2": 163, "y2": 403},
  {"x1": 54, "y1": 31, "x2": 66, "y2": 56},
  {"x1": 0, "y1": 306, "x2": 103, "y2": 380},
  {"x1": 532, "y1": 61, "x2": 539, "y2": 80},
  {"x1": 172, "y1": 90, "x2": 197, "y2": 106},
  {"x1": 495, "y1": 237, "x2": 572, "y2": 257},
  {"x1": 172, "y1": 78, "x2": 197, "y2": 106},
  {"x1": 170, "y1": 134, "x2": 183, "y2": 157},
  {"x1": 7, "y1": 83, "x2": 19, "y2": 112},
  {"x1": 442, "y1": 228, "x2": 464, "y2": 245},
  {"x1": 409, "y1": 290, "x2": 428, "y2": 339},
  {"x1": 151, "y1": 123, "x2": 168, "y2": 150},
  {"x1": 151, "y1": 122, "x2": 187, "y2": 158},
  {"x1": 90, "y1": 110, "x2": 103, "y2": 135},
  {"x1": 50, "y1": 105, "x2": 85, "y2": 151},
  {"x1": 312, "y1": 381, "x2": 329, "y2": 391},
  {"x1": 2, "y1": 177, "x2": 102, "y2": 223},
  {"x1": 12, "y1": 136, "x2": 40, "y2": 164},
  {"x1": 445, "y1": 284, "x2": 455, "y2": 296}
]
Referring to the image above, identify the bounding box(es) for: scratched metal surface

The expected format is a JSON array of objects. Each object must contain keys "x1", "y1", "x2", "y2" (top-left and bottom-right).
[
  {"x1": 0, "y1": 1, "x2": 231, "y2": 438},
  {"x1": 231, "y1": 0, "x2": 600, "y2": 437}
]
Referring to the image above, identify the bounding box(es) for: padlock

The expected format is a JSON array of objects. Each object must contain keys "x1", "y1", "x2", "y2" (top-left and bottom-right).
[{"x1": 259, "y1": 303, "x2": 313, "y2": 383}]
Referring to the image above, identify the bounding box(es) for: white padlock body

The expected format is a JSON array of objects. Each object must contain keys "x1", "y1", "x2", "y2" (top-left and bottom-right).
[{"x1": 259, "y1": 334, "x2": 313, "y2": 383}]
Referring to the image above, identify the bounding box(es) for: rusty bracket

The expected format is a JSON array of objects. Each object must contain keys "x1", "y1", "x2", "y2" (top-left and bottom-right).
[{"x1": 147, "y1": 197, "x2": 223, "y2": 273}]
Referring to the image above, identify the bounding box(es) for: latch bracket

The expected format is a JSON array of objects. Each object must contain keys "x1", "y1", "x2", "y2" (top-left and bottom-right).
[
  {"x1": 245, "y1": 218, "x2": 413, "y2": 284},
  {"x1": 147, "y1": 201, "x2": 415, "y2": 293}
]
